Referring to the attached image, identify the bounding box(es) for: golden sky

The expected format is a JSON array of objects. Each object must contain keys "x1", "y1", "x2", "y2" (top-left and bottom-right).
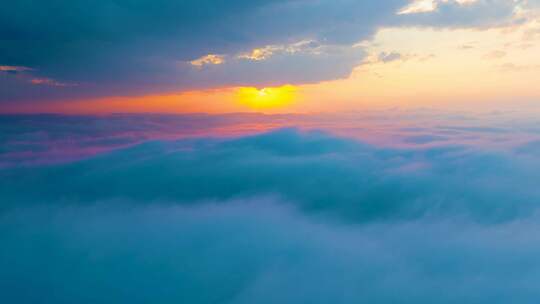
[{"x1": 5, "y1": 10, "x2": 540, "y2": 115}]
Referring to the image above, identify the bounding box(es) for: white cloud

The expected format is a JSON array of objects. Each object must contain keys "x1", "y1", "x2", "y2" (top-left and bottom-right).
[
  {"x1": 238, "y1": 40, "x2": 322, "y2": 61},
  {"x1": 398, "y1": 0, "x2": 479, "y2": 15}
]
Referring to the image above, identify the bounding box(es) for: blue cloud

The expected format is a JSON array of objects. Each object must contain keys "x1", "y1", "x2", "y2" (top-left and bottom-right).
[
  {"x1": 3, "y1": 118, "x2": 540, "y2": 302},
  {"x1": 2, "y1": 127, "x2": 539, "y2": 222},
  {"x1": 403, "y1": 134, "x2": 449, "y2": 144},
  {"x1": 2, "y1": 193, "x2": 540, "y2": 303},
  {"x1": 516, "y1": 140, "x2": 540, "y2": 156}
]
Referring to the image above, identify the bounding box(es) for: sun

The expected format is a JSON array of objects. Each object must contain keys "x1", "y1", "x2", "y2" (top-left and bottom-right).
[{"x1": 236, "y1": 85, "x2": 297, "y2": 111}]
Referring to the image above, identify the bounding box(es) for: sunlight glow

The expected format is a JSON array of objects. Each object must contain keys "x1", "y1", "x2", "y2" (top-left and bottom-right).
[{"x1": 237, "y1": 85, "x2": 297, "y2": 110}]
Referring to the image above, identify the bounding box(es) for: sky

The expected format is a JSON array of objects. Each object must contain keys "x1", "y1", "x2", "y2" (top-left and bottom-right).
[
  {"x1": 4, "y1": 2, "x2": 540, "y2": 303},
  {"x1": 1, "y1": 0, "x2": 540, "y2": 113}
]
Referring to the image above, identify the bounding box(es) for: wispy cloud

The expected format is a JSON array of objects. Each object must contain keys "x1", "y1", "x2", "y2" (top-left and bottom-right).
[
  {"x1": 237, "y1": 40, "x2": 322, "y2": 62},
  {"x1": 189, "y1": 54, "x2": 226, "y2": 67},
  {"x1": 0, "y1": 65, "x2": 33, "y2": 73},
  {"x1": 484, "y1": 50, "x2": 507, "y2": 59},
  {"x1": 398, "y1": 0, "x2": 479, "y2": 15},
  {"x1": 30, "y1": 77, "x2": 77, "y2": 87}
]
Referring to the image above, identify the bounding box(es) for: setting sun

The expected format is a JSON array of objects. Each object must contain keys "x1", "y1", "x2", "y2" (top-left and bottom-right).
[{"x1": 236, "y1": 85, "x2": 297, "y2": 111}]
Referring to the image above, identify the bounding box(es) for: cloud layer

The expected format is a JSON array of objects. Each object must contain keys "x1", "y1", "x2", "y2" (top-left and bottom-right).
[
  {"x1": 3, "y1": 125, "x2": 540, "y2": 303},
  {"x1": 3, "y1": 112, "x2": 540, "y2": 303},
  {"x1": 3, "y1": 127, "x2": 540, "y2": 221},
  {"x1": 4, "y1": 200, "x2": 540, "y2": 304}
]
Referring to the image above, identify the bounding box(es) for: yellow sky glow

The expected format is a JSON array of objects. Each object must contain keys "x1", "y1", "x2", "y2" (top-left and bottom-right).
[
  {"x1": 236, "y1": 85, "x2": 298, "y2": 111},
  {"x1": 3, "y1": 16, "x2": 540, "y2": 115}
]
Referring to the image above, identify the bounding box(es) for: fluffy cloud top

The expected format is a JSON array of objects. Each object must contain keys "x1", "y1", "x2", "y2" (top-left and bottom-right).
[
  {"x1": 3, "y1": 111, "x2": 540, "y2": 302},
  {"x1": 3, "y1": 123, "x2": 540, "y2": 303},
  {"x1": 3, "y1": 126, "x2": 540, "y2": 221}
]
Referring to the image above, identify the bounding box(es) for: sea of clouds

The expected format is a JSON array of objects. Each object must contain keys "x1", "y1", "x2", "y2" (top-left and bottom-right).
[{"x1": 2, "y1": 111, "x2": 540, "y2": 303}]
